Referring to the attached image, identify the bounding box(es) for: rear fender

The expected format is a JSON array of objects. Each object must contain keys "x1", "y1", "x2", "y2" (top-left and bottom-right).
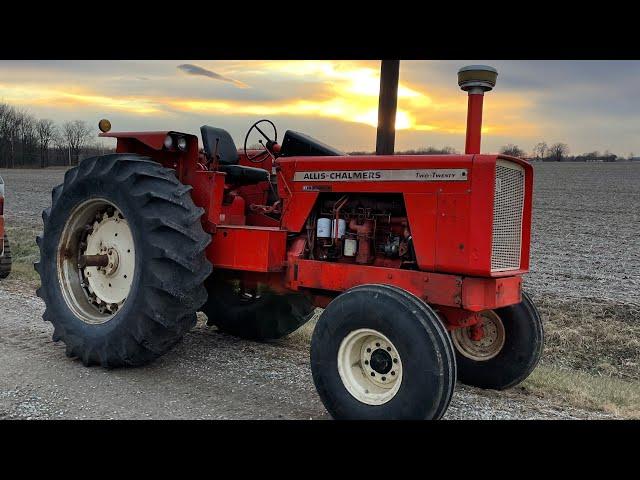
[{"x1": 99, "y1": 131, "x2": 201, "y2": 182}]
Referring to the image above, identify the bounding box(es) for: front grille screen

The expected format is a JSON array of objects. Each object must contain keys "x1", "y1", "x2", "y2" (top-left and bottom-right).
[{"x1": 491, "y1": 160, "x2": 525, "y2": 271}]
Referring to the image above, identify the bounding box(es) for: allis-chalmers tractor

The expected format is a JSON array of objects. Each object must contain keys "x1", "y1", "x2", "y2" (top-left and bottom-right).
[
  {"x1": 35, "y1": 64, "x2": 543, "y2": 420},
  {"x1": 0, "y1": 174, "x2": 11, "y2": 279}
]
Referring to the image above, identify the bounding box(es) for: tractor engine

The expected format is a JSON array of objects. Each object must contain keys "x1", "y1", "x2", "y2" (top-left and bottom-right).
[{"x1": 307, "y1": 195, "x2": 415, "y2": 269}]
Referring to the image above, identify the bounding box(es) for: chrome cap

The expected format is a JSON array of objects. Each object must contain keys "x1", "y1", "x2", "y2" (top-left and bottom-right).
[{"x1": 458, "y1": 65, "x2": 498, "y2": 92}]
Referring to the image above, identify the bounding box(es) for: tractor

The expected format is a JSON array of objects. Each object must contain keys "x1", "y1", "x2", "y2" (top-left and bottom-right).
[
  {"x1": 0, "y1": 174, "x2": 11, "y2": 279},
  {"x1": 35, "y1": 64, "x2": 543, "y2": 420}
]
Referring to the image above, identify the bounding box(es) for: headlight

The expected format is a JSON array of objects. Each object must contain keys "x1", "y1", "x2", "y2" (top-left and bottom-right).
[
  {"x1": 163, "y1": 135, "x2": 173, "y2": 149},
  {"x1": 177, "y1": 137, "x2": 187, "y2": 151}
]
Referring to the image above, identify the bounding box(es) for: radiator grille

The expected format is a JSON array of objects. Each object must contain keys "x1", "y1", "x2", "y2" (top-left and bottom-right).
[{"x1": 491, "y1": 160, "x2": 525, "y2": 271}]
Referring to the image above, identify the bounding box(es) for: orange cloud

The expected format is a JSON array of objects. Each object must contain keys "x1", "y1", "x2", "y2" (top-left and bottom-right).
[{"x1": 0, "y1": 61, "x2": 540, "y2": 138}]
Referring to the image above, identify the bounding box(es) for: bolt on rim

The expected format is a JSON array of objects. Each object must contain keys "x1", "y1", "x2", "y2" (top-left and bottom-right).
[
  {"x1": 337, "y1": 328, "x2": 403, "y2": 406},
  {"x1": 452, "y1": 310, "x2": 506, "y2": 361},
  {"x1": 57, "y1": 199, "x2": 135, "y2": 325}
]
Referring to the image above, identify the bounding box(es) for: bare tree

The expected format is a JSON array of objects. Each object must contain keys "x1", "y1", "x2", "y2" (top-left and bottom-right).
[
  {"x1": 18, "y1": 112, "x2": 37, "y2": 167},
  {"x1": 532, "y1": 141, "x2": 548, "y2": 161},
  {"x1": 0, "y1": 103, "x2": 11, "y2": 168},
  {"x1": 62, "y1": 120, "x2": 92, "y2": 165},
  {"x1": 499, "y1": 144, "x2": 526, "y2": 158},
  {"x1": 2, "y1": 106, "x2": 22, "y2": 168},
  {"x1": 548, "y1": 142, "x2": 570, "y2": 162},
  {"x1": 36, "y1": 119, "x2": 57, "y2": 168}
]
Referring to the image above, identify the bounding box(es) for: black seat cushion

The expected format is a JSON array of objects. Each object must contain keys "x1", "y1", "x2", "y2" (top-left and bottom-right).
[
  {"x1": 219, "y1": 164, "x2": 270, "y2": 186},
  {"x1": 200, "y1": 125, "x2": 239, "y2": 165}
]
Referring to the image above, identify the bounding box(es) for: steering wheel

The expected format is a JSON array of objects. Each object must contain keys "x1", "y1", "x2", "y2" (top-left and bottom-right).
[{"x1": 243, "y1": 119, "x2": 278, "y2": 163}]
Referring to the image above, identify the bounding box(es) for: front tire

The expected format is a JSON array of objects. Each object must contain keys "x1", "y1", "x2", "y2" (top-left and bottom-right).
[
  {"x1": 35, "y1": 154, "x2": 212, "y2": 367},
  {"x1": 0, "y1": 234, "x2": 11, "y2": 279},
  {"x1": 311, "y1": 284, "x2": 456, "y2": 420},
  {"x1": 452, "y1": 292, "x2": 544, "y2": 390}
]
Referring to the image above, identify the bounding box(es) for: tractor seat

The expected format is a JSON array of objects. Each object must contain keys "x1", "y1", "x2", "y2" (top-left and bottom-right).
[
  {"x1": 200, "y1": 125, "x2": 269, "y2": 186},
  {"x1": 219, "y1": 164, "x2": 270, "y2": 185}
]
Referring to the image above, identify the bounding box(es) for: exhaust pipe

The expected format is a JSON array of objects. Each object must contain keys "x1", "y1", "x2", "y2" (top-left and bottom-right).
[
  {"x1": 458, "y1": 65, "x2": 498, "y2": 154},
  {"x1": 376, "y1": 60, "x2": 400, "y2": 155}
]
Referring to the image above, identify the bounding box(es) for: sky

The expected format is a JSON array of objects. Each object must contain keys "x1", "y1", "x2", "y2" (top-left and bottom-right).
[{"x1": 0, "y1": 60, "x2": 638, "y2": 156}]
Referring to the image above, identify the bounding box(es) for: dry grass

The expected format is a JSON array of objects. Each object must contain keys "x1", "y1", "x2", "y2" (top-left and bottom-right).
[
  {"x1": 3, "y1": 225, "x2": 41, "y2": 286},
  {"x1": 531, "y1": 292, "x2": 640, "y2": 381},
  {"x1": 523, "y1": 365, "x2": 640, "y2": 418}
]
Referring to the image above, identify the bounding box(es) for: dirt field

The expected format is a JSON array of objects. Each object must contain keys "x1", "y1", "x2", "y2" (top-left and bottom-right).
[{"x1": 0, "y1": 163, "x2": 638, "y2": 419}]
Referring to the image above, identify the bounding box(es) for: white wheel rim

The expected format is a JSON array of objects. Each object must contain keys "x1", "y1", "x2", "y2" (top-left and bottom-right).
[
  {"x1": 57, "y1": 199, "x2": 135, "y2": 324},
  {"x1": 452, "y1": 310, "x2": 506, "y2": 361},
  {"x1": 337, "y1": 328, "x2": 403, "y2": 406}
]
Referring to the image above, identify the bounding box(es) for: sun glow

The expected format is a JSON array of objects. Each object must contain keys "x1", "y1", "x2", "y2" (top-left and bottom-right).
[{"x1": 0, "y1": 61, "x2": 539, "y2": 140}]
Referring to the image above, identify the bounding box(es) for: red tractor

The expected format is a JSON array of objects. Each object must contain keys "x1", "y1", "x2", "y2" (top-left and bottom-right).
[
  {"x1": 35, "y1": 64, "x2": 543, "y2": 419},
  {"x1": 0, "y1": 174, "x2": 11, "y2": 279}
]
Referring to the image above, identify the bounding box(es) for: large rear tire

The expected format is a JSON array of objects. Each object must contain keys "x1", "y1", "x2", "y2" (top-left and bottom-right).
[
  {"x1": 0, "y1": 234, "x2": 11, "y2": 279},
  {"x1": 311, "y1": 284, "x2": 456, "y2": 420},
  {"x1": 452, "y1": 292, "x2": 544, "y2": 390},
  {"x1": 35, "y1": 154, "x2": 212, "y2": 367},
  {"x1": 202, "y1": 276, "x2": 315, "y2": 340}
]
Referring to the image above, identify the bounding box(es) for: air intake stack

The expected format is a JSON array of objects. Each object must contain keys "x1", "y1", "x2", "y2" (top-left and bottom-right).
[{"x1": 458, "y1": 65, "x2": 498, "y2": 154}]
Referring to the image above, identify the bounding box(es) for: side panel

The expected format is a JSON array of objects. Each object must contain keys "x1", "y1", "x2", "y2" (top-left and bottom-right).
[
  {"x1": 435, "y1": 192, "x2": 471, "y2": 273},
  {"x1": 189, "y1": 171, "x2": 225, "y2": 232},
  {"x1": 207, "y1": 226, "x2": 287, "y2": 272},
  {"x1": 403, "y1": 193, "x2": 437, "y2": 270},
  {"x1": 280, "y1": 191, "x2": 319, "y2": 232}
]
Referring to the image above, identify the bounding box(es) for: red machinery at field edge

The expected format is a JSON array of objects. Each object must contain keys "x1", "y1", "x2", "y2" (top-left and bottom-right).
[{"x1": 35, "y1": 63, "x2": 543, "y2": 420}]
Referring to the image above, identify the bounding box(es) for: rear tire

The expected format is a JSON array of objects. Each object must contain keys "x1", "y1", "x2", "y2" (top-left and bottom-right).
[
  {"x1": 0, "y1": 235, "x2": 11, "y2": 279},
  {"x1": 452, "y1": 292, "x2": 544, "y2": 390},
  {"x1": 201, "y1": 276, "x2": 315, "y2": 340},
  {"x1": 310, "y1": 284, "x2": 456, "y2": 420},
  {"x1": 35, "y1": 154, "x2": 212, "y2": 367}
]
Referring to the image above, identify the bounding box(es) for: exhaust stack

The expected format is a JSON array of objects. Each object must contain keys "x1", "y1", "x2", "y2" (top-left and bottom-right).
[
  {"x1": 458, "y1": 65, "x2": 498, "y2": 154},
  {"x1": 376, "y1": 60, "x2": 400, "y2": 155}
]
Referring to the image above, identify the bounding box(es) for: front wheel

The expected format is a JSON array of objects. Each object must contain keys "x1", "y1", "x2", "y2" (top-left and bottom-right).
[
  {"x1": 451, "y1": 292, "x2": 544, "y2": 390},
  {"x1": 311, "y1": 284, "x2": 456, "y2": 420}
]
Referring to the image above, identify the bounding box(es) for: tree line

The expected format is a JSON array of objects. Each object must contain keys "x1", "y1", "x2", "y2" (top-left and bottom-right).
[
  {"x1": 500, "y1": 142, "x2": 636, "y2": 162},
  {"x1": 351, "y1": 143, "x2": 636, "y2": 162},
  {"x1": 0, "y1": 103, "x2": 113, "y2": 169}
]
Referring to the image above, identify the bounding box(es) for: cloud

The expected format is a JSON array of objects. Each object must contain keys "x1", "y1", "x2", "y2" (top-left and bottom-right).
[{"x1": 177, "y1": 64, "x2": 249, "y2": 88}]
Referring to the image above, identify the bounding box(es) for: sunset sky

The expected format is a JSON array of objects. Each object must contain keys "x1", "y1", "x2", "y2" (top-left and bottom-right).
[{"x1": 1, "y1": 60, "x2": 638, "y2": 156}]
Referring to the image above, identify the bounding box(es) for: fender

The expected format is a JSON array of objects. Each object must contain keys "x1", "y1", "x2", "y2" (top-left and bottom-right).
[{"x1": 99, "y1": 130, "x2": 202, "y2": 184}]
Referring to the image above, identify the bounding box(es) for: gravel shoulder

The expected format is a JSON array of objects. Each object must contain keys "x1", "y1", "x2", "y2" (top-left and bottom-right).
[{"x1": 0, "y1": 284, "x2": 613, "y2": 420}]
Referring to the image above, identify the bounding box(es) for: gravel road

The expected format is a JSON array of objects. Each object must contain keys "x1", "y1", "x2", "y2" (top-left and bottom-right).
[{"x1": 0, "y1": 284, "x2": 611, "y2": 420}]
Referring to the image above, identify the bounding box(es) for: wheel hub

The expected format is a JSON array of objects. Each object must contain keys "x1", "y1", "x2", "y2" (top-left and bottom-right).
[
  {"x1": 452, "y1": 310, "x2": 506, "y2": 361},
  {"x1": 57, "y1": 199, "x2": 136, "y2": 324},
  {"x1": 81, "y1": 209, "x2": 135, "y2": 313},
  {"x1": 337, "y1": 328, "x2": 403, "y2": 405},
  {"x1": 369, "y1": 348, "x2": 393, "y2": 375}
]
